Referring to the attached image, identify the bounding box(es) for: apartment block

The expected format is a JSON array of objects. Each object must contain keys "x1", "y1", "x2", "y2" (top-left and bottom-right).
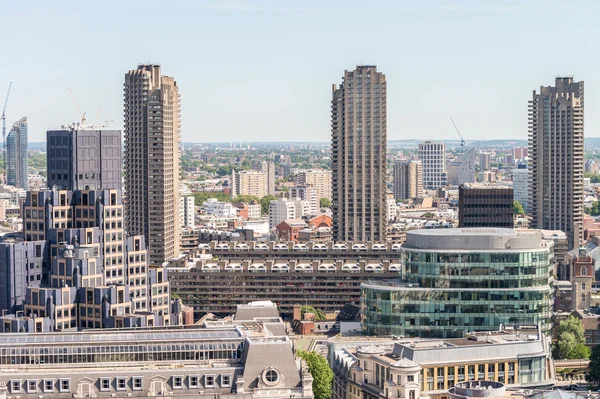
[
  {"x1": 479, "y1": 152, "x2": 491, "y2": 170},
  {"x1": 393, "y1": 160, "x2": 423, "y2": 200},
  {"x1": 231, "y1": 170, "x2": 268, "y2": 198},
  {"x1": 297, "y1": 169, "x2": 332, "y2": 201},
  {"x1": 529, "y1": 77, "x2": 584, "y2": 249},
  {"x1": 124, "y1": 64, "x2": 181, "y2": 266},
  {"x1": 269, "y1": 198, "x2": 309, "y2": 229},
  {"x1": 261, "y1": 160, "x2": 276, "y2": 196},
  {"x1": 6, "y1": 117, "x2": 28, "y2": 189},
  {"x1": 290, "y1": 185, "x2": 318, "y2": 214},
  {"x1": 512, "y1": 164, "x2": 530, "y2": 213},
  {"x1": 331, "y1": 66, "x2": 387, "y2": 242},
  {"x1": 419, "y1": 141, "x2": 447, "y2": 190},
  {"x1": 179, "y1": 195, "x2": 195, "y2": 229},
  {"x1": 47, "y1": 128, "x2": 122, "y2": 191}
]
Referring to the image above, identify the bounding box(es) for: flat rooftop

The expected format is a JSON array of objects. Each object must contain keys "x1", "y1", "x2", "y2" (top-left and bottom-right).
[{"x1": 405, "y1": 228, "x2": 548, "y2": 251}]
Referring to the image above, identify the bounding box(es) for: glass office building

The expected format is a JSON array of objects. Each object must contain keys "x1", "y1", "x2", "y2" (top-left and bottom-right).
[
  {"x1": 362, "y1": 229, "x2": 554, "y2": 338},
  {"x1": 6, "y1": 117, "x2": 28, "y2": 189}
]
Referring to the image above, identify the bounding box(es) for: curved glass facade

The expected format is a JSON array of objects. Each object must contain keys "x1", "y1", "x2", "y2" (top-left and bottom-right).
[{"x1": 362, "y1": 230, "x2": 553, "y2": 338}]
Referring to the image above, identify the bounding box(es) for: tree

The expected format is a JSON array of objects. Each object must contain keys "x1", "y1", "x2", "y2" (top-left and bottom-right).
[
  {"x1": 216, "y1": 165, "x2": 233, "y2": 177},
  {"x1": 513, "y1": 200, "x2": 525, "y2": 215},
  {"x1": 423, "y1": 212, "x2": 436, "y2": 219},
  {"x1": 556, "y1": 317, "x2": 586, "y2": 359},
  {"x1": 232, "y1": 195, "x2": 259, "y2": 205},
  {"x1": 260, "y1": 195, "x2": 276, "y2": 215},
  {"x1": 297, "y1": 351, "x2": 333, "y2": 399},
  {"x1": 585, "y1": 172, "x2": 600, "y2": 184},
  {"x1": 319, "y1": 198, "x2": 331, "y2": 208},
  {"x1": 587, "y1": 344, "x2": 600, "y2": 384},
  {"x1": 301, "y1": 305, "x2": 325, "y2": 321},
  {"x1": 571, "y1": 343, "x2": 591, "y2": 359}
]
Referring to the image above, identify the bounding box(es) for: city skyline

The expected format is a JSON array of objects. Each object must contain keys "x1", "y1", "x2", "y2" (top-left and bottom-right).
[{"x1": 3, "y1": 0, "x2": 600, "y2": 143}]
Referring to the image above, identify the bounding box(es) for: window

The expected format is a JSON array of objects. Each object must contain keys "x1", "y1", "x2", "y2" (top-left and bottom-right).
[
  {"x1": 117, "y1": 378, "x2": 126, "y2": 391},
  {"x1": 263, "y1": 368, "x2": 279, "y2": 385},
  {"x1": 133, "y1": 377, "x2": 143, "y2": 391},
  {"x1": 222, "y1": 375, "x2": 231, "y2": 387},
  {"x1": 173, "y1": 376, "x2": 183, "y2": 389},
  {"x1": 205, "y1": 375, "x2": 215, "y2": 388},
  {"x1": 407, "y1": 375, "x2": 414, "y2": 382},
  {"x1": 44, "y1": 379, "x2": 54, "y2": 393},
  {"x1": 100, "y1": 378, "x2": 110, "y2": 392},
  {"x1": 11, "y1": 380, "x2": 21, "y2": 393},
  {"x1": 189, "y1": 376, "x2": 199, "y2": 388},
  {"x1": 59, "y1": 379, "x2": 70, "y2": 393},
  {"x1": 27, "y1": 380, "x2": 37, "y2": 393}
]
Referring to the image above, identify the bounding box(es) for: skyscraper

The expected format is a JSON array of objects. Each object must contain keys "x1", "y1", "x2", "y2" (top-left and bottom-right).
[
  {"x1": 261, "y1": 161, "x2": 276, "y2": 196},
  {"x1": 6, "y1": 117, "x2": 28, "y2": 189},
  {"x1": 47, "y1": 127, "x2": 121, "y2": 191},
  {"x1": 419, "y1": 141, "x2": 447, "y2": 190},
  {"x1": 331, "y1": 65, "x2": 387, "y2": 242},
  {"x1": 447, "y1": 147, "x2": 477, "y2": 186},
  {"x1": 392, "y1": 160, "x2": 423, "y2": 200},
  {"x1": 512, "y1": 164, "x2": 530, "y2": 213},
  {"x1": 124, "y1": 65, "x2": 181, "y2": 266},
  {"x1": 529, "y1": 77, "x2": 584, "y2": 249}
]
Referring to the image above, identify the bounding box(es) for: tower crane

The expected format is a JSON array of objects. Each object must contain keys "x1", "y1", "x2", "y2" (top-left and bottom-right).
[
  {"x1": 450, "y1": 117, "x2": 465, "y2": 148},
  {"x1": 2, "y1": 82, "x2": 12, "y2": 183},
  {"x1": 68, "y1": 88, "x2": 86, "y2": 125}
]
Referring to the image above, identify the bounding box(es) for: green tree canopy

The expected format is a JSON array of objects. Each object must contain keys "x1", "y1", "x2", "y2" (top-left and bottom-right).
[
  {"x1": 193, "y1": 192, "x2": 232, "y2": 206},
  {"x1": 319, "y1": 198, "x2": 331, "y2": 208},
  {"x1": 585, "y1": 172, "x2": 600, "y2": 184},
  {"x1": 232, "y1": 195, "x2": 259, "y2": 205},
  {"x1": 587, "y1": 344, "x2": 600, "y2": 384},
  {"x1": 300, "y1": 305, "x2": 325, "y2": 321},
  {"x1": 423, "y1": 212, "x2": 436, "y2": 219},
  {"x1": 513, "y1": 200, "x2": 525, "y2": 215},
  {"x1": 297, "y1": 351, "x2": 333, "y2": 399},
  {"x1": 260, "y1": 195, "x2": 277, "y2": 215},
  {"x1": 556, "y1": 317, "x2": 587, "y2": 359}
]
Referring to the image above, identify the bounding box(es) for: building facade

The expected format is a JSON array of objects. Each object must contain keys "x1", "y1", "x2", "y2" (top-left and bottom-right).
[
  {"x1": 6, "y1": 117, "x2": 28, "y2": 189},
  {"x1": 47, "y1": 128, "x2": 122, "y2": 191},
  {"x1": 393, "y1": 160, "x2": 423, "y2": 201},
  {"x1": 331, "y1": 66, "x2": 387, "y2": 242},
  {"x1": 512, "y1": 164, "x2": 530, "y2": 213},
  {"x1": 447, "y1": 148, "x2": 477, "y2": 186},
  {"x1": 231, "y1": 170, "x2": 268, "y2": 198},
  {"x1": 362, "y1": 229, "x2": 553, "y2": 338},
  {"x1": 168, "y1": 241, "x2": 403, "y2": 318},
  {"x1": 124, "y1": 64, "x2": 181, "y2": 266},
  {"x1": 180, "y1": 195, "x2": 195, "y2": 229},
  {"x1": 297, "y1": 169, "x2": 332, "y2": 201},
  {"x1": 262, "y1": 161, "x2": 276, "y2": 196},
  {"x1": 419, "y1": 141, "x2": 447, "y2": 190},
  {"x1": 529, "y1": 77, "x2": 584, "y2": 249},
  {"x1": 290, "y1": 186, "x2": 319, "y2": 214},
  {"x1": 458, "y1": 184, "x2": 514, "y2": 228},
  {"x1": 0, "y1": 315, "x2": 314, "y2": 399},
  {"x1": 330, "y1": 325, "x2": 554, "y2": 399},
  {"x1": 479, "y1": 152, "x2": 491, "y2": 171}
]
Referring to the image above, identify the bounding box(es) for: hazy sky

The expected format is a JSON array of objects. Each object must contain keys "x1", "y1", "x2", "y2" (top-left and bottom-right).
[{"x1": 2, "y1": 0, "x2": 600, "y2": 143}]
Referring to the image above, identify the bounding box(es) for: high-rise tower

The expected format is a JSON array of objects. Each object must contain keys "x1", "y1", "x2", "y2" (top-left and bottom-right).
[
  {"x1": 331, "y1": 65, "x2": 387, "y2": 242},
  {"x1": 6, "y1": 117, "x2": 28, "y2": 189},
  {"x1": 124, "y1": 65, "x2": 181, "y2": 266},
  {"x1": 529, "y1": 77, "x2": 584, "y2": 249}
]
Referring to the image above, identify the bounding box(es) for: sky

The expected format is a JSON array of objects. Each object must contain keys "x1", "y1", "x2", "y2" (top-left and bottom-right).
[{"x1": 2, "y1": 0, "x2": 600, "y2": 143}]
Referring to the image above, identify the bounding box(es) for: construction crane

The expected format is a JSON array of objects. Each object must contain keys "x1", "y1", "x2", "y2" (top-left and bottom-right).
[
  {"x1": 68, "y1": 88, "x2": 86, "y2": 125},
  {"x1": 2, "y1": 82, "x2": 12, "y2": 183},
  {"x1": 450, "y1": 117, "x2": 465, "y2": 148}
]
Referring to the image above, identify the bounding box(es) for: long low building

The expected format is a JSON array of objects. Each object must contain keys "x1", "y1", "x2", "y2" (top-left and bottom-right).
[
  {"x1": 330, "y1": 325, "x2": 555, "y2": 399},
  {"x1": 168, "y1": 242, "x2": 403, "y2": 318},
  {"x1": 0, "y1": 302, "x2": 314, "y2": 399}
]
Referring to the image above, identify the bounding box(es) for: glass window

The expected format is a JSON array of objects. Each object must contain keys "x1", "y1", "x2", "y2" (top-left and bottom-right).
[
  {"x1": 11, "y1": 381, "x2": 21, "y2": 393},
  {"x1": 173, "y1": 376, "x2": 183, "y2": 389},
  {"x1": 189, "y1": 376, "x2": 199, "y2": 388},
  {"x1": 27, "y1": 380, "x2": 37, "y2": 393},
  {"x1": 59, "y1": 379, "x2": 70, "y2": 393},
  {"x1": 205, "y1": 375, "x2": 215, "y2": 388},
  {"x1": 117, "y1": 378, "x2": 126, "y2": 391},
  {"x1": 222, "y1": 375, "x2": 231, "y2": 387},
  {"x1": 100, "y1": 378, "x2": 110, "y2": 391},
  {"x1": 133, "y1": 377, "x2": 142, "y2": 391},
  {"x1": 44, "y1": 379, "x2": 53, "y2": 393}
]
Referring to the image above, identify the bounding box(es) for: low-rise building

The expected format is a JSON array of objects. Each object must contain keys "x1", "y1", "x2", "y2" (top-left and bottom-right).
[{"x1": 330, "y1": 325, "x2": 554, "y2": 399}]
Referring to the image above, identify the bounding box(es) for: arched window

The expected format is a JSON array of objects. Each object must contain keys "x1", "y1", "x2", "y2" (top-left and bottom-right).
[
  {"x1": 581, "y1": 266, "x2": 588, "y2": 276},
  {"x1": 409, "y1": 390, "x2": 416, "y2": 399},
  {"x1": 582, "y1": 293, "x2": 586, "y2": 302}
]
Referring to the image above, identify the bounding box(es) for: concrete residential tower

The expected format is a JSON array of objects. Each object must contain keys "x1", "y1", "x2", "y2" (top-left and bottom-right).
[
  {"x1": 393, "y1": 160, "x2": 423, "y2": 200},
  {"x1": 529, "y1": 77, "x2": 584, "y2": 249},
  {"x1": 124, "y1": 65, "x2": 181, "y2": 266},
  {"x1": 331, "y1": 65, "x2": 387, "y2": 242}
]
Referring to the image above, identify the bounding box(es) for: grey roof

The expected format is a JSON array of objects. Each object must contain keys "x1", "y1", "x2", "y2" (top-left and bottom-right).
[
  {"x1": 358, "y1": 345, "x2": 386, "y2": 355},
  {"x1": 0, "y1": 328, "x2": 242, "y2": 346},
  {"x1": 242, "y1": 338, "x2": 301, "y2": 389},
  {"x1": 390, "y1": 358, "x2": 420, "y2": 368},
  {"x1": 392, "y1": 339, "x2": 547, "y2": 364}
]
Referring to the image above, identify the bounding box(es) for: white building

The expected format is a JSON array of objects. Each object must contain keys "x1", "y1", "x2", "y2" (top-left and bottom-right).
[
  {"x1": 179, "y1": 195, "x2": 195, "y2": 229},
  {"x1": 290, "y1": 186, "x2": 318, "y2": 214},
  {"x1": 386, "y1": 197, "x2": 398, "y2": 222},
  {"x1": 248, "y1": 202, "x2": 262, "y2": 219},
  {"x1": 447, "y1": 147, "x2": 477, "y2": 186},
  {"x1": 513, "y1": 165, "x2": 530, "y2": 213},
  {"x1": 268, "y1": 198, "x2": 309, "y2": 229},
  {"x1": 203, "y1": 198, "x2": 238, "y2": 218},
  {"x1": 241, "y1": 219, "x2": 270, "y2": 236},
  {"x1": 418, "y1": 141, "x2": 447, "y2": 190}
]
